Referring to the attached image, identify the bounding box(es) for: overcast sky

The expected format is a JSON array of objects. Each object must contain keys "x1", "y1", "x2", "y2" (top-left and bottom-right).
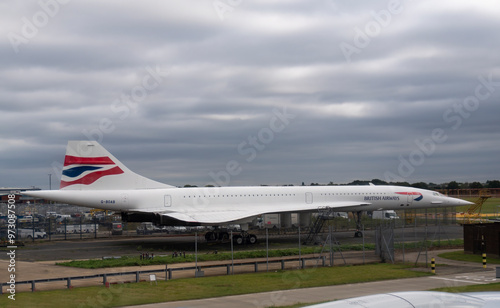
[{"x1": 1, "y1": 0, "x2": 500, "y2": 189}]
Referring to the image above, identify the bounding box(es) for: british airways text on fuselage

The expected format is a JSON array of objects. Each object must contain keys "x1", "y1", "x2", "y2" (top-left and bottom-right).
[{"x1": 364, "y1": 195, "x2": 400, "y2": 201}]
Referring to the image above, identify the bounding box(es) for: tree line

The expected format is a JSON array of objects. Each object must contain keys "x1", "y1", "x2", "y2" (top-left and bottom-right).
[
  {"x1": 186, "y1": 180, "x2": 500, "y2": 190},
  {"x1": 318, "y1": 179, "x2": 500, "y2": 190}
]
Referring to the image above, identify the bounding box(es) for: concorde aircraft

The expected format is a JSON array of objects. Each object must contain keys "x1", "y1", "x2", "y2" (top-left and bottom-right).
[{"x1": 24, "y1": 141, "x2": 472, "y2": 243}]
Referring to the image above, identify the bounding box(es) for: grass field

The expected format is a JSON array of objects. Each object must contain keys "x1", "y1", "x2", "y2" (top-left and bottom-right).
[
  {"x1": 58, "y1": 238, "x2": 463, "y2": 269},
  {"x1": 458, "y1": 197, "x2": 500, "y2": 214},
  {"x1": 434, "y1": 282, "x2": 500, "y2": 293},
  {"x1": 438, "y1": 250, "x2": 500, "y2": 264},
  {"x1": 57, "y1": 247, "x2": 335, "y2": 268},
  {"x1": 0, "y1": 263, "x2": 430, "y2": 308}
]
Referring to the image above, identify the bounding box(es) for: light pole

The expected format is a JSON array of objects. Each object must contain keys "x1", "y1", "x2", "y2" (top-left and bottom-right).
[{"x1": 48, "y1": 174, "x2": 52, "y2": 190}]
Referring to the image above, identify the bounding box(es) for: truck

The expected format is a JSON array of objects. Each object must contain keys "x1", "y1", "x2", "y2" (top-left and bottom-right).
[
  {"x1": 261, "y1": 214, "x2": 280, "y2": 228},
  {"x1": 112, "y1": 222, "x2": 123, "y2": 235},
  {"x1": 330, "y1": 212, "x2": 349, "y2": 219},
  {"x1": 18, "y1": 216, "x2": 39, "y2": 223},
  {"x1": 372, "y1": 210, "x2": 400, "y2": 220},
  {"x1": 136, "y1": 222, "x2": 155, "y2": 235},
  {"x1": 55, "y1": 214, "x2": 72, "y2": 223},
  {"x1": 46, "y1": 211, "x2": 57, "y2": 218},
  {"x1": 18, "y1": 228, "x2": 47, "y2": 239},
  {"x1": 56, "y1": 224, "x2": 98, "y2": 234}
]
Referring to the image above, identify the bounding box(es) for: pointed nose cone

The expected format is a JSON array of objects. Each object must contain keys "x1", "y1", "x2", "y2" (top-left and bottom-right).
[{"x1": 448, "y1": 197, "x2": 474, "y2": 207}]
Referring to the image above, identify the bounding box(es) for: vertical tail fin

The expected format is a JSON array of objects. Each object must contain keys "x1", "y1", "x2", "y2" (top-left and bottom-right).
[{"x1": 60, "y1": 141, "x2": 172, "y2": 190}]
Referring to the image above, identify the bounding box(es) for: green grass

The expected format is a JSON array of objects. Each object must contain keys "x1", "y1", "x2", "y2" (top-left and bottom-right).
[
  {"x1": 433, "y1": 282, "x2": 500, "y2": 293},
  {"x1": 395, "y1": 239, "x2": 464, "y2": 250},
  {"x1": 57, "y1": 245, "x2": 377, "y2": 269},
  {"x1": 459, "y1": 197, "x2": 500, "y2": 214},
  {"x1": 438, "y1": 250, "x2": 500, "y2": 264},
  {"x1": 58, "y1": 247, "x2": 322, "y2": 268},
  {"x1": 0, "y1": 263, "x2": 430, "y2": 308},
  {"x1": 58, "y1": 238, "x2": 463, "y2": 269}
]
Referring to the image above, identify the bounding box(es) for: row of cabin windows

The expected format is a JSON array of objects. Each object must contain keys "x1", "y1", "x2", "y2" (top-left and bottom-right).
[
  {"x1": 183, "y1": 194, "x2": 297, "y2": 199},
  {"x1": 320, "y1": 192, "x2": 388, "y2": 196},
  {"x1": 181, "y1": 192, "x2": 388, "y2": 199}
]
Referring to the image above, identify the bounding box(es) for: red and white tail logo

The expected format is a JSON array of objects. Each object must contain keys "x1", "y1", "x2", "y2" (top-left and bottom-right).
[
  {"x1": 60, "y1": 155, "x2": 124, "y2": 188},
  {"x1": 60, "y1": 141, "x2": 172, "y2": 190}
]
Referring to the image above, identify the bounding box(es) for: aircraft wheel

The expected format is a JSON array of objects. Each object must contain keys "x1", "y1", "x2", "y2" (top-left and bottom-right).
[
  {"x1": 205, "y1": 232, "x2": 216, "y2": 241},
  {"x1": 219, "y1": 232, "x2": 229, "y2": 241},
  {"x1": 248, "y1": 234, "x2": 257, "y2": 244},
  {"x1": 233, "y1": 235, "x2": 244, "y2": 245}
]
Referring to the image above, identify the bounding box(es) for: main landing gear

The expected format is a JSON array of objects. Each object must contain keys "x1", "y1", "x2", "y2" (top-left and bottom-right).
[
  {"x1": 233, "y1": 231, "x2": 258, "y2": 245},
  {"x1": 205, "y1": 229, "x2": 257, "y2": 245},
  {"x1": 354, "y1": 211, "x2": 363, "y2": 238}
]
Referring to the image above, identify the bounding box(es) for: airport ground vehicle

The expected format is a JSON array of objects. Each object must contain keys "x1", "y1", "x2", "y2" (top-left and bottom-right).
[
  {"x1": 56, "y1": 224, "x2": 98, "y2": 233},
  {"x1": 136, "y1": 222, "x2": 155, "y2": 235},
  {"x1": 371, "y1": 210, "x2": 399, "y2": 220},
  {"x1": 18, "y1": 216, "x2": 39, "y2": 223},
  {"x1": 18, "y1": 228, "x2": 47, "y2": 239},
  {"x1": 112, "y1": 222, "x2": 123, "y2": 235},
  {"x1": 331, "y1": 212, "x2": 349, "y2": 219}
]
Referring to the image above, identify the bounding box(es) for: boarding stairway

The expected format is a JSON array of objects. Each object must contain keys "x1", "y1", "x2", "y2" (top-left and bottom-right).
[
  {"x1": 464, "y1": 190, "x2": 491, "y2": 224},
  {"x1": 304, "y1": 207, "x2": 336, "y2": 245}
]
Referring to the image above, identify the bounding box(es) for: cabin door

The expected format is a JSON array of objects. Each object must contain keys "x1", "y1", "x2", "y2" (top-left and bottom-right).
[
  {"x1": 164, "y1": 195, "x2": 172, "y2": 207},
  {"x1": 305, "y1": 192, "x2": 313, "y2": 204},
  {"x1": 407, "y1": 193, "x2": 413, "y2": 206}
]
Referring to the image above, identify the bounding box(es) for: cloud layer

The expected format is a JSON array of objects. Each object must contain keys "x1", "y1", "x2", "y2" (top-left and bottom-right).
[{"x1": 1, "y1": 0, "x2": 500, "y2": 189}]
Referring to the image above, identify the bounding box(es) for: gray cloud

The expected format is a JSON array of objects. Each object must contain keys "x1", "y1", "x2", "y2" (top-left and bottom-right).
[{"x1": 1, "y1": 0, "x2": 500, "y2": 189}]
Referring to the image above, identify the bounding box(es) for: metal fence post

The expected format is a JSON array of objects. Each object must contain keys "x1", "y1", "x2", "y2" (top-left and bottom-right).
[
  {"x1": 32, "y1": 215, "x2": 35, "y2": 242},
  {"x1": 48, "y1": 217, "x2": 51, "y2": 241}
]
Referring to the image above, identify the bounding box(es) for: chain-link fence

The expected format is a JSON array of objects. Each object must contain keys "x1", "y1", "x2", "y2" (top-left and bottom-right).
[{"x1": 1, "y1": 203, "x2": 461, "y2": 268}]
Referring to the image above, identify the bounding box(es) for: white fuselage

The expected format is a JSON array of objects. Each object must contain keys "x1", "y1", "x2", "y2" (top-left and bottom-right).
[{"x1": 27, "y1": 185, "x2": 470, "y2": 225}]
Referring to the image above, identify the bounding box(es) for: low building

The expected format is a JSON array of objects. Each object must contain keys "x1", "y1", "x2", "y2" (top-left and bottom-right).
[{"x1": 464, "y1": 222, "x2": 500, "y2": 257}]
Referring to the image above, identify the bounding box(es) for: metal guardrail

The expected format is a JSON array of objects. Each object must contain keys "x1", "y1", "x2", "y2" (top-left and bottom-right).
[
  {"x1": 0, "y1": 256, "x2": 327, "y2": 294},
  {"x1": 0, "y1": 269, "x2": 165, "y2": 294}
]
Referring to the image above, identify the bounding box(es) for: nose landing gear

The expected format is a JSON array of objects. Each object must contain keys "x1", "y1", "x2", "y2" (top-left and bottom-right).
[{"x1": 354, "y1": 211, "x2": 364, "y2": 238}]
